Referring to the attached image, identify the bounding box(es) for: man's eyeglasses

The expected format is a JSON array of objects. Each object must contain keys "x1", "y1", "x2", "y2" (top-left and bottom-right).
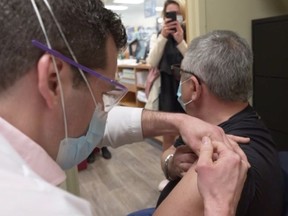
[
  {"x1": 32, "y1": 40, "x2": 128, "y2": 111},
  {"x1": 171, "y1": 64, "x2": 202, "y2": 85}
]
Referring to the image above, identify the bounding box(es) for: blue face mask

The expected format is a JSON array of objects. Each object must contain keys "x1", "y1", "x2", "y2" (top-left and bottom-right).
[
  {"x1": 56, "y1": 108, "x2": 107, "y2": 170},
  {"x1": 177, "y1": 81, "x2": 193, "y2": 112}
]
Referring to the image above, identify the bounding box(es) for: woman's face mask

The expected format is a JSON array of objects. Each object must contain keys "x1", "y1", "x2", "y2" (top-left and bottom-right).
[{"x1": 177, "y1": 15, "x2": 183, "y2": 24}]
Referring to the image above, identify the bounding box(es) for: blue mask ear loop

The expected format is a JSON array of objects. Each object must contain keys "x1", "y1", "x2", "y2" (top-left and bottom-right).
[
  {"x1": 31, "y1": 0, "x2": 103, "y2": 141},
  {"x1": 31, "y1": 0, "x2": 69, "y2": 138},
  {"x1": 42, "y1": 0, "x2": 98, "y2": 108},
  {"x1": 177, "y1": 78, "x2": 193, "y2": 108}
]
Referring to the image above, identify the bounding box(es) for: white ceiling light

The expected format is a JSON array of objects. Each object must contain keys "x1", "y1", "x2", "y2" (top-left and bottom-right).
[
  {"x1": 105, "y1": 5, "x2": 128, "y2": 11},
  {"x1": 113, "y1": 0, "x2": 144, "y2": 4}
]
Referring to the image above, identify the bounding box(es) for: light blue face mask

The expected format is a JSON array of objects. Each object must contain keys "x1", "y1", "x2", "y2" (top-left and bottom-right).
[
  {"x1": 56, "y1": 108, "x2": 107, "y2": 170},
  {"x1": 177, "y1": 80, "x2": 193, "y2": 112}
]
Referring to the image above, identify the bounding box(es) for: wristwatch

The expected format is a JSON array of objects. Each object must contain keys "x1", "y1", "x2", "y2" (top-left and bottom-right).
[{"x1": 163, "y1": 154, "x2": 174, "y2": 181}]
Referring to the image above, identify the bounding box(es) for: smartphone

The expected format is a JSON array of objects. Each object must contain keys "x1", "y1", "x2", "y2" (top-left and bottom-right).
[
  {"x1": 165, "y1": 11, "x2": 177, "y2": 32},
  {"x1": 165, "y1": 11, "x2": 177, "y2": 22}
]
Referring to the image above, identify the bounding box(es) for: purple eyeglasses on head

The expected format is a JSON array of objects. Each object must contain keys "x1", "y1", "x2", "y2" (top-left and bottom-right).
[{"x1": 31, "y1": 40, "x2": 128, "y2": 111}]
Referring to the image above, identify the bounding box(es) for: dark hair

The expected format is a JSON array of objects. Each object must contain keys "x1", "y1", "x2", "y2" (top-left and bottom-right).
[{"x1": 0, "y1": 0, "x2": 127, "y2": 92}]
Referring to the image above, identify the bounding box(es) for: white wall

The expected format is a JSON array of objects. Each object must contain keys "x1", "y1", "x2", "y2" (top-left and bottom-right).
[
  {"x1": 185, "y1": 0, "x2": 288, "y2": 105},
  {"x1": 186, "y1": 0, "x2": 288, "y2": 45},
  {"x1": 205, "y1": 0, "x2": 288, "y2": 45}
]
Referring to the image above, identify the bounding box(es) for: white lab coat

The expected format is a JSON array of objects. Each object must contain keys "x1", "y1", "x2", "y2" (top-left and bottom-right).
[
  {"x1": 0, "y1": 134, "x2": 93, "y2": 215},
  {"x1": 0, "y1": 106, "x2": 144, "y2": 215}
]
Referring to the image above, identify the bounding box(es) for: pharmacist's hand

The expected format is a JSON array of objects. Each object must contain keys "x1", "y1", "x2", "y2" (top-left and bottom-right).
[
  {"x1": 195, "y1": 136, "x2": 250, "y2": 216},
  {"x1": 178, "y1": 114, "x2": 250, "y2": 161},
  {"x1": 226, "y1": 134, "x2": 250, "y2": 163},
  {"x1": 169, "y1": 134, "x2": 250, "y2": 179}
]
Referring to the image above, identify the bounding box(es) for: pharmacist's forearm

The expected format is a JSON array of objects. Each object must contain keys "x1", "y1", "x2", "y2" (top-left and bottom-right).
[{"x1": 141, "y1": 109, "x2": 183, "y2": 137}]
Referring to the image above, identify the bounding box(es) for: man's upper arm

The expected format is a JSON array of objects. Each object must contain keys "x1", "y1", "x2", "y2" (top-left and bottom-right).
[{"x1": 154, "y1": 165, "x2": 204, "y2": 216}]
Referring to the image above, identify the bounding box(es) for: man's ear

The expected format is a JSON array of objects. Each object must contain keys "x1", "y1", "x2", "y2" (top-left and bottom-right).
[
  {"x1": 37, "y1": 54, "x2": 64, "y2": 109},
  {"x1": 190, "y1": 76, "x2": 202, "y2": 101}
]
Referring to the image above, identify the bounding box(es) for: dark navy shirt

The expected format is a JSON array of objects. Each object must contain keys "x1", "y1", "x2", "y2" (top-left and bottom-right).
[{"x1": 157, "y1": 105, "x2": 284, "y2": 216}]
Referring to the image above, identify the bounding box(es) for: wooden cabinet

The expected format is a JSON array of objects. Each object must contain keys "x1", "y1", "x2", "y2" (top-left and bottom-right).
[{"x1": 117, "y1": 64, "x2": 150, "y2": 107}]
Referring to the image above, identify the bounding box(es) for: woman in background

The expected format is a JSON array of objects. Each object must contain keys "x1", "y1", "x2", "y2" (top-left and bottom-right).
[
  {"x1": 146, "y1": 0, "x2": 188, "y2": 191},
  {"x1": 146, "y1": 0, "x2": 187, "y2": 152}
]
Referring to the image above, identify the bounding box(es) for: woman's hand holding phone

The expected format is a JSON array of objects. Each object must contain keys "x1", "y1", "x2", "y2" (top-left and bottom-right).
[
  {"x1": 161, "y1": 11, "x2": 184, "y2": 44},
  {"x1": 161, "y1": 11, "x2": 176, "y2": 37},
  {"x1": 172, "y1": 21, "x2": 184, "y2": 44}
]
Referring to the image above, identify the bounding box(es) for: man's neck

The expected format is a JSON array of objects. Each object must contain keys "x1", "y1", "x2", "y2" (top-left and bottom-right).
[{"x1": 188, "y1": 98, "x2": 249, "y2": 126}]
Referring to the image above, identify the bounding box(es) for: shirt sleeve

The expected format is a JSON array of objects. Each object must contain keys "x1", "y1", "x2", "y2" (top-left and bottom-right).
[
  {"x1": 146, "y1": 34, "x2": 168, "y2": 67},
  {"x1": 99, "y1": 106, "x2": 144, "y2": 148},
  {"x1": 176, "y1": 39, "x2": 188, "y2": 56}
]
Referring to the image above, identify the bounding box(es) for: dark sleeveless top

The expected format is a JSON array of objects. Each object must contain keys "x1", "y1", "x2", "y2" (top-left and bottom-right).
[
  {"x1": 157, "y1": 26, "x2": 186, "y2": 113},
  {"x1": 158, "y1": 25, "x2": 186, "y2": 76}
]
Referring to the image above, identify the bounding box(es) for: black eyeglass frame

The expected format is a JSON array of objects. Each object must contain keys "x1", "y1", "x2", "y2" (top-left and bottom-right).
[{"x1": 171, "y1": 64, "x2": 202, "y2": 85}]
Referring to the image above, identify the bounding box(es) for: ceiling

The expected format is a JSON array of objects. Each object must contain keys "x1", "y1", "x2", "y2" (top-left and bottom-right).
[{"x1": 102, "y1": 0, "x2": 165, "y2": 17}]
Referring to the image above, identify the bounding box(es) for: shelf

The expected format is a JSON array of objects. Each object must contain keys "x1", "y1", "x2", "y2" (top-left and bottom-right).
[
  {"x1": 117, "y1": 63, "x2": 150, "y2": 108},
  {"x1": 136, "y1": 84, "x2": 146, "y2": 89},
  {"x1": 118, "y1": 63, "x2": 150, "y2": 70},
  {"x1": 120, "y1": 101, "x2": 138, "y2": 107},
  {"x1": 120, "y1": 82, "x2": 137, "y2": 92}
]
